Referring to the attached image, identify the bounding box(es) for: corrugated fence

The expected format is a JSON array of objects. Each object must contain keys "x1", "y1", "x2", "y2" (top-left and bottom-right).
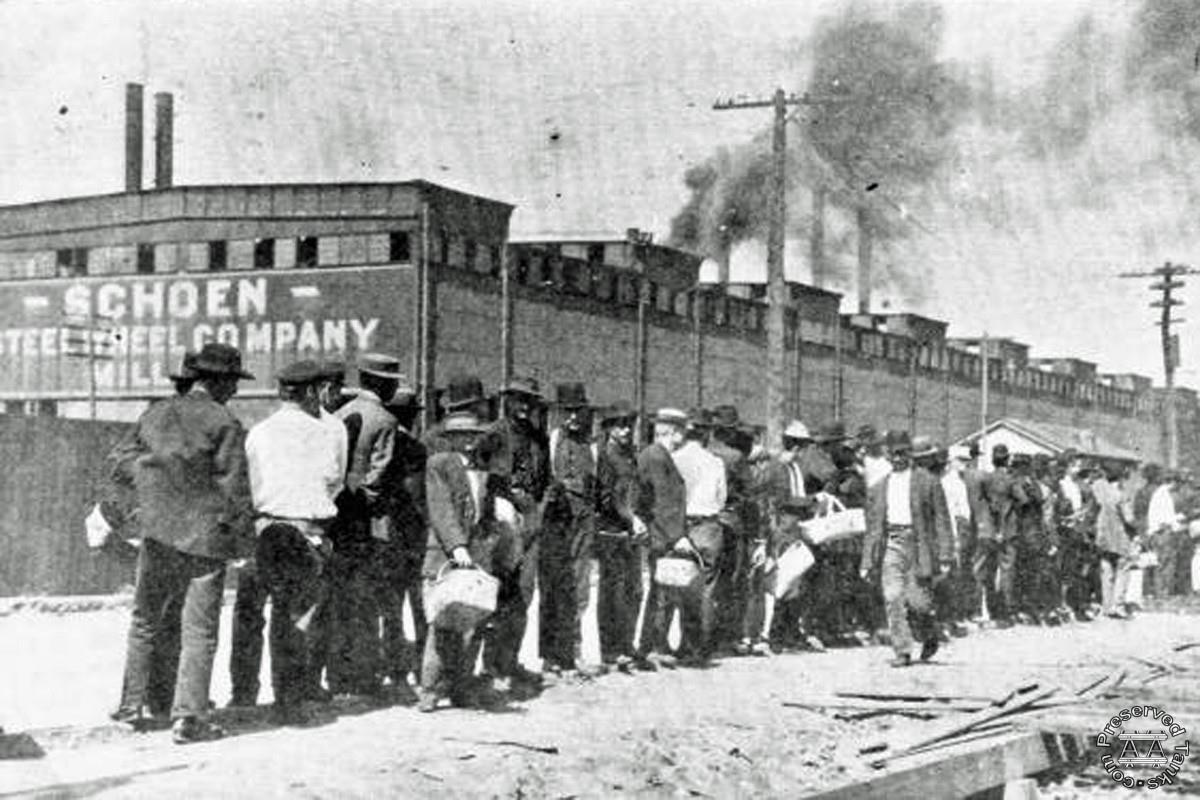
[{"x1": 0, "y1": 415, "x2": 135, "y2": 596}]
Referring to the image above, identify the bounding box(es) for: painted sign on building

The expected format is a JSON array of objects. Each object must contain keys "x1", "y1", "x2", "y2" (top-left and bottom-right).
[{"x1": 0, "y1": 265, "x2": 417, "y2": 398}]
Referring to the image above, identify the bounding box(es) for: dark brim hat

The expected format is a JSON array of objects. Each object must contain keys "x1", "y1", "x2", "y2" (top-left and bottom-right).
[
  {"x1": 385, "y1": 385, "x2": 423, "y2": 410},
  {"x1": 555, "y1": 382, "x2": 590, "y2": 409},
  {"x1": 885, "y1": 430, "x2": 912, "y2": 452},
  {"x1": 444, "y1": 374, "x2": 487, "y2": 410},
  {"x1": 168, "y1": 351, "x2": 197, "y2": 382},
  {"x1": 501, "y1": 376, "x2": 544, "y2": 399},
  {"x1": 814, "y1": 421, "x2": 849, "y2": 444},
  {"x1": 358, "y1": 352, "x2": 406, "y2": 380},
  {"x1": 710, "y1": 404, "x2": 740, "y2": 428},
  {"x1": 192, "y1": 343, "x2": 254, "y2": 380},
  {"x1": 600, "y1": 400, "x2": 636, "y2": 424}
]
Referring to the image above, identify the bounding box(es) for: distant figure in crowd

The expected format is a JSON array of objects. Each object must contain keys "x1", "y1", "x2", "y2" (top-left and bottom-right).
[
  {"x1": 1093, "y1": 460, "x2": 1136, "y2": 618},
  {"x1": 110, "y1": 342, "x2": 255, "y2": 744}
]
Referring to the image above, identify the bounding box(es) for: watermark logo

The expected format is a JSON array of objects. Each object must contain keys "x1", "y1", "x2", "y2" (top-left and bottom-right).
[{"x1": 1095, "y1": 705, "x2": 1190, "y2": 790}]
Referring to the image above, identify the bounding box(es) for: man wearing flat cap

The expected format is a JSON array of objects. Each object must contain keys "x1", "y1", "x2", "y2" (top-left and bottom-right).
[
  {"x1": 635, "y1": 408, "x2": 689, "y2": 668},
  {"x1": 481, "y1": 376, "x2": 549, "y2": 690},
  {"x1": 540, "y1": 382, "x2": 599, "y2": 675},
  {"x1": 110, "y1": 342, "x2": 255, "y2": 743},
  {"x1": 861, "y1": 434, "x2": 953, "y2": 667},
  {"x1": 242, "y1": 360, "x2": 347, "y2": 724},
  {"x1": 326, "y1": 352, "x2": 407, "y2": 699}
]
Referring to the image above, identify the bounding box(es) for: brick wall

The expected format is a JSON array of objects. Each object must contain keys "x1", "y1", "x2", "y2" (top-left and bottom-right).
[{"x1": 435, "y1": 270, "x2": 1175, "y2": 464}]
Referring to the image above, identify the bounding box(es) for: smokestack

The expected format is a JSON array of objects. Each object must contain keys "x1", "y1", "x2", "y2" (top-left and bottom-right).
[
  {"x1": 154, "y1": 92, "x2": 174, "y2": 189},
  {"x1": 857, "y1": 206, "x2": 872, "y2": 314},
  {"x1": 124, "y1": 83, "x2": 143, "y2": 192},
  {"x1": 715, "y1": 234, "x2": 730, "y2": 284}
]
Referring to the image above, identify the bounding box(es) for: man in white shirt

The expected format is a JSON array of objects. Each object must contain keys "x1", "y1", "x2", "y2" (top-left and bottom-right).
[
  {"x1": 244, "y1": 360, "x2": 347, "y2": 724},
  {"x1": 1148, "y1": 472, "x2": 1183, "y2": 597},
  {"x1": 668, "y1": 410, "x2": 728, "y2": 664},
  {"x1": 861, "y1": 434, "x2": 954, "y2": 667}
]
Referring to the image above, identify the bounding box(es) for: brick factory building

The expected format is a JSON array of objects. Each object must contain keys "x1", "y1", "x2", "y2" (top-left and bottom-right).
[{"x1": 0, "y1": 183, "x2": 1193, "y2": 466}]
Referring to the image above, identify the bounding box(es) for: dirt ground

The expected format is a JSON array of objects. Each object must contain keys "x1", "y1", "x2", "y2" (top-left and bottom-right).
[{"x1": 4, "y1": 599, "x2": 1200, "y2": 799}]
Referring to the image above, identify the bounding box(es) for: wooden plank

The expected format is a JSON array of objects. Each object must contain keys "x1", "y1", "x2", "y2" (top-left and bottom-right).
[
  {"x1": 863, "y1": 685, "x2": 1059, "y2": 762},
  {"x1": 809, "y1": 732, "x2": 1054, "y2": 800}
]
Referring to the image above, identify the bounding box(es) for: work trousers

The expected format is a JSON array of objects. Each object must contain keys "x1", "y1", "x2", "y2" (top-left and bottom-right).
[
  {"x1": 257, "y1": 523, "x2": 329, "y2": 708},
  {"x1": 119, "y1": 537, "x2": 225, "y2": 720},
  {"x1": 880, "y1": 527, "x2": 937, "y2": 657},
  {"x1": 374, "y1": 542, "x2": 427, "y2": 686},
  {"x1": 538, "y1": 504, "x2": 594, "y2": 669},
  {"x1": 229, "y1": 558, "x2": 269, "y2": 704},
  {"x1": 661, "y1": 519, "x2": 725, "y2": 658},
  {"x1": 325, "y1": 537, "x2": 383, "y2": 695},
  {"x1": 481, "y1": 518, "x2": 537, "y2": 679},
  {"x1": 595, "y1": 533, "x2": 644, "y2": 662},
  {"x1": 712, "y1": 531, "x2": 746, "y2": 649},
  {"x1": 1153, "y1": 529, "x2": 1188, "y2": 597},
  {"x1": 420, "y1": 608, "x2": 483, "y2": 702},
  {"x1": 740, "y1": 559, "x2": 771, "y2": 642},
  {"x1": 973, "y1": 537, "x2": 1017, "y2": 621},
  {"x1": 1059, "y1": 536, "x2": 1091, "y2": 613},
  {"x1": 1099, "y1": 551, "x2": 1134, "y2": 615}
]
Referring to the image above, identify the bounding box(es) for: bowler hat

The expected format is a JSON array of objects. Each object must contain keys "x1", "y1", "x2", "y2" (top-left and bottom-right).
[
  {"x1": 191, "y1": 343, "x2": 254, "y2": 380},
  {"x1": 600, "y1": 399, "x2": 636, "y2": 425},
  {"x1": 782, "y1": 420, "x2": 812, "y2": 441},
  {"x1": 910, "y1": 436, "x2": 938, "y2": 459},
  {"x1": 710, "y1": 405, "x2": 740, "y2": 428},
  {"x1": 813, "y1": 421, "x2": 849, "y2": 444},
  {"x1": 653, "y1": 408, "x2": 689, "y2": 427},
  {"x1": 555, "y1": 382, "x2": 590, "y2": 409},
  {"x1": 358, "y1": 352, "x2": 406, "y2": 380},
  {"x1": 444, "y1": 374, "x2": 486, "y2": 411},
  {"x1": 992, "y1": 444, "x2": 1010, "y2": 461},
  {"x1": 277, "y1": 360, "x2": 325, "y2": 386},
  {"x1": 501, "y1": 376, "x2": 544, "y2": 399},
  {"x1": 168, "y1": 351, "x2": 197, "y2": 382}
]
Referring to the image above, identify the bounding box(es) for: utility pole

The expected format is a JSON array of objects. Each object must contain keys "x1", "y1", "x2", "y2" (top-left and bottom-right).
[
  {"x1": 713, "y1": 89, "x2": 843, "y2": 449},
  {"x1": 1119, "y1": 261, "x2": 1197, "y2": 468}
]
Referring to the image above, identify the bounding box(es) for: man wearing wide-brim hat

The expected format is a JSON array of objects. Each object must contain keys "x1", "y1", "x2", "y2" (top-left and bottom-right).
[
  {"x1": 479, "y1": 375, "x2": 549, "y2": 690},
  {"x1": 241, "y1": 360, "x2": 347, "y2": 724},
  {"x1": 860, "y1": 433, "x2": 954, "y2": 668},
  {"x1": 540, "y1": 382, "x2": 600, "y2": 676},
  {"x1": 110, "y1": 342, "x2": 255, "y2": 743},
  {"x1": 418, "y1": 402, "x2": 506, "y2": 712},
  {"x1": 326, "y1": 352, "x2": 410, "y2": 700}
]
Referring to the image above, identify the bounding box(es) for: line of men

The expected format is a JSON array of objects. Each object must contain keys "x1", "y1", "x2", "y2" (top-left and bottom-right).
[{"x1": 96, "y1": 341, "x2": 1200, "y2": 742}]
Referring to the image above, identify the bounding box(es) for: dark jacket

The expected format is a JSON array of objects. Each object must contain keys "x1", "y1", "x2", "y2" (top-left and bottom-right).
[
  {"x1": 337, "y1": 391, "x2": 400, "y2": 542},
  {"x1": 708, "y1": 437, "x2": 750, "y2": 534},
  {"x1": 493, "y1": 417, "x2": 550, "y2": 515},
  {"x1": 982, "y1": 467, "x2": 1021, "y2": 541},
  {"x1": 596, "y1": 440, "x2": 640, "y2": 534},
  {"x1": 635, "y1": 442, "x2": 686, "y2": 557},
  {"x1": 422, "y1": 451, "x2": 499, "y2": 578},
  {"x1": 962, "y1": 467, "x2": 994, "y2": 543},
  {"x1": 862, "y1": 466, "x2": 953, "y2": 579},
  {"x1": 115, "y1": 388, "x2": 253, "y2": 561}
]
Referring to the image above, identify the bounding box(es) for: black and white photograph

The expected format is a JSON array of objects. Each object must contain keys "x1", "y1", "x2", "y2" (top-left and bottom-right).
[{"x1": 2, "y1": 0, "x2": 1200, "y2": 797}]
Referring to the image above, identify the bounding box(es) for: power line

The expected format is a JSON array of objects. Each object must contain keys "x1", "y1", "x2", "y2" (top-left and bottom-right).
[{"x1": 1118, "y1": 261, "x2": 1198, "y2": 468}]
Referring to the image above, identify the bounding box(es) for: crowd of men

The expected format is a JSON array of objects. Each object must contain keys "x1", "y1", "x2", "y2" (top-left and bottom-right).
[{"x1": 92, "y1": 342, "x2": 1200, "y2": 744}]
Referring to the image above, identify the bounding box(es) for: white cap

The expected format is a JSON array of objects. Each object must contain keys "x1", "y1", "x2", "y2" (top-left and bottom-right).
[
  {"x1": 783, "y1": 420, "x2": 811, "y2": 440},
  {"x1": 948, "y1": 445, "x2": 972, "y2": 462}
]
